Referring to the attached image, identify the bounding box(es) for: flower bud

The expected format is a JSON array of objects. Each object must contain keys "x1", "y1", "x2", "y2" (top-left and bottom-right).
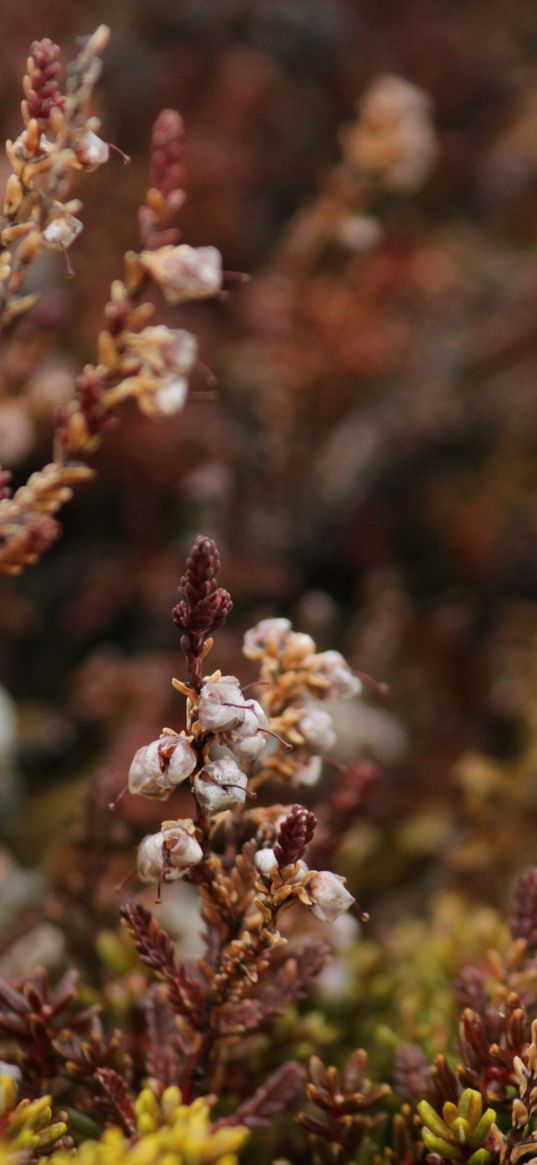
[
  {"x1": 243, "y1": 617, "x2": 292, "y2": 660},
  {"x1": 43, "y1": 212, "x2": 82, "y2": 250},
  {"x1": 254, "y1": 848, "x2": 277, "y2": 875},
  {"x1": 152, "y1": 375, "x2": 188, "y2": 416},
  {"x1": 283, "y1": 632, "x2": 316, "y2": 664},
  {"x1": 137, "y1": 819, "x2": 203, "y2": 883},
  {"x1": 306, "y1": 871, "x2": 355, "y2": 922},
  {"x1": 193, "y1": 756, "x2": 248, "y2": 813},
  {"x1": 3, "y1": 175, "x2": 22, "y2": 218},
  {"x1": 299, "y1": 706, "x2": 336, "y2": 753},
  {"x1": 140, "y1": 244, "x2": 222, "y2": 305},
  {"x1": 293, "y1": 755, "x2": 322, "y2": 786},
  {"x1": 73, "y1": 129, "x2": 110, "y2": 170},
  {"x1": 313, "y1": 650, "x2": 362, "y2": 700},
  {"x1": 128, "y1": 326, "x2": 198, "y2": 378}
]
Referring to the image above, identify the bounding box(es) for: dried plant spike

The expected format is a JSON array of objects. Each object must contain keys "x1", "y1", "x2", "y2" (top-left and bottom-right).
[
  {"x1": 151, "y1": 109, "x2": 186, "y2": 199},
  {"x1": 274, "y1": 804, "x2": 317, "y2": 867},
  {"x1": 172, "y1": 535, "x2": 233, "y2": 687},
  {"x1": 22, "y1": 38, "x2": 65, "y2": 127},
  {"x1": 511, "y1": 868, "x2": 537, "y2": 952}
]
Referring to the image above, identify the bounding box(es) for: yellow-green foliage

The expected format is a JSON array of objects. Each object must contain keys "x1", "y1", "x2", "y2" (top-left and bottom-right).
[
  {"x1": 418, "y1": 1088, "x2": 496, "y2": 1165},
  {"x1": 345, "y1": 893, "x2": 508, "y2": 1061},
  {"x1": 49, "y1": 1087, "x2": 248, "y2": 1165},
  {"x1": 0, "y1": 1075, "x2": 67, "y2": 1162}
]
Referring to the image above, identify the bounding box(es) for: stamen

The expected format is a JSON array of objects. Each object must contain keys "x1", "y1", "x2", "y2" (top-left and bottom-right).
[
  {"x1": 223, "y1": 270, "x2": 251, "y2": 285},
  {"x1": 108, "y1": 784, "x2": 128, "y2": 811},
  {"x1": 62, "y1": 247, "x2": 75, "y2": 278},
  {"x1": 113, "y1": 864, "x2": 137, "y2": 894},
  {"x1": 354, "y1": 670, "x2": 389, "y2": 697},
  {"x1": 259, "y1": 726, "x2": 294, "y2": 752},
  {"x1": 108, "y1": 141, "x2": 131, "y2": 164},
  {"x1": 352, "y1": 900, "x2": 370, "y2": 923},
  {"x1": 195, "y1": 360, "x2": 218, "y2": 388}
]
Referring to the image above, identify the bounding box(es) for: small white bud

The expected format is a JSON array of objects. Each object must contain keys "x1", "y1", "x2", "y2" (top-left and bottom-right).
[
  {"x1": 140, "y1": 244, "x2": 223, "y2": 305},
  {"x1": 193, "y1": 756, "x2": 248, "y2": 813},
  {"x1": 254, "y1": 848, "x2": 278, "y2": 875},
  {"x1": 152, "y1": 375, "x2": 188, "y2": 416},
  {"x1": 307, "y1": 870, "x2": 355, "y2": 922},
  {"x1": 314, "y1": 650, "x2": 362, "y2": 700},
  {"x1": 283, "y1": 631, "x2": 316, "y2": 662},
  {"x1": 243, "y1": 617, "x2": 292, "y2": 660},
  {"x1": 74, "y1": 130, "x2": 110, "y2": 170},
  {"x1": 43, "y1": 213, "x2": 83, "y2": 250},
  {"x1": 168, "y1": 328, "x2": 198, "y2": 374},
  {"x1": 299, "y1": 706, "x2": 336, "y2": 753},
  {"x1": 293, "y1": 755, "x2": 322, "y2": 786}
]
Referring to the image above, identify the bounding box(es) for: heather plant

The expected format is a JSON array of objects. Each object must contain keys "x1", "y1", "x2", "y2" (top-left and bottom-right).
[
  {"x1": 4, "y1": 21, "x2": 537, "y2": 1165},
  {"x1": 0, "y1": 27, "x2": 224, "y2": 575}
]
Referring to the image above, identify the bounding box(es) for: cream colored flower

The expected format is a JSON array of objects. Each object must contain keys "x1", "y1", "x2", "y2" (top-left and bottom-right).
[
  {"x1": 140, "y1": 244, "x2": 222, "y2": 305},
  {"x1": 307, "y1": 870, "x2": 355, "y2": 922},
  {"x1": 137, "y1": 819, "x2": 203, "y2": 883},
  {"x1": 193, "y1": 756, "x2": 248, "y2": 813},
  {"x1": 314, "y1": 650, "x2": 362, "y2": 699},
  {"x1": 242, "y1": 617, "x2": 292, "y2": 660},
  {"x1": 128, "y1": 737, "x2": 196, "y2": 798},
  {"x1": 299, "y1": 706, "x2": 336, "y2": 752},
  {"x1": 43, "y1": 211, "x2": 82, "y2": 250}
]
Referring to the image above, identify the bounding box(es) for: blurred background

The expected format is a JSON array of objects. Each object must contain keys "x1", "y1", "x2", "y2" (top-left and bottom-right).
[{"x1": 1, "y1": 0, "x2": 537, "y2": 963}]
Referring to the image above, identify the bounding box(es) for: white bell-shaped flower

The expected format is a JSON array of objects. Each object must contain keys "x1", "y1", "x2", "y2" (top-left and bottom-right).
[
  {"x1": 299, "y1": 706, "x2": 336, "y2": 753},
  {"x1": 197, "y1": 676, "x2": 245, "y2": 733},
  {"x1": 140, "y1": 244, "x2": 222, "y2": 305},
  {"x1": 73, "y1": 129, "x2": 110, "y2": 170},
  {"x1": 193, "y1": 756, "x2": 248, "y2": 813},
  {"x1": 137, "y1": 819, "x2": 203, "y2": 883},
  {"x1": 128, "y1": 736, "x2": 196, "y2": 798},
  {"x1": 306, "y1": 871, "x2": 355, "y2": 922}
]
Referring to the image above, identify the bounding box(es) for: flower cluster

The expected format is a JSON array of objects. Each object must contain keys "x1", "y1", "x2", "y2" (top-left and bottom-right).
[
  {"x1": 2, "y1": 29, "x2": 112, "y2": 330},
  {"x1": 243, "y1": 617, "x2": 361, "y2": 787},
  {"x1": 0, "y1": 33, "x2": 225, "y2": 576},
  {"x1": 340, "y1": 74, "x2": 437, "y2": 192},
  {"x1": 124, "y1": 540, "x2": 358, "y2": 933}
]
